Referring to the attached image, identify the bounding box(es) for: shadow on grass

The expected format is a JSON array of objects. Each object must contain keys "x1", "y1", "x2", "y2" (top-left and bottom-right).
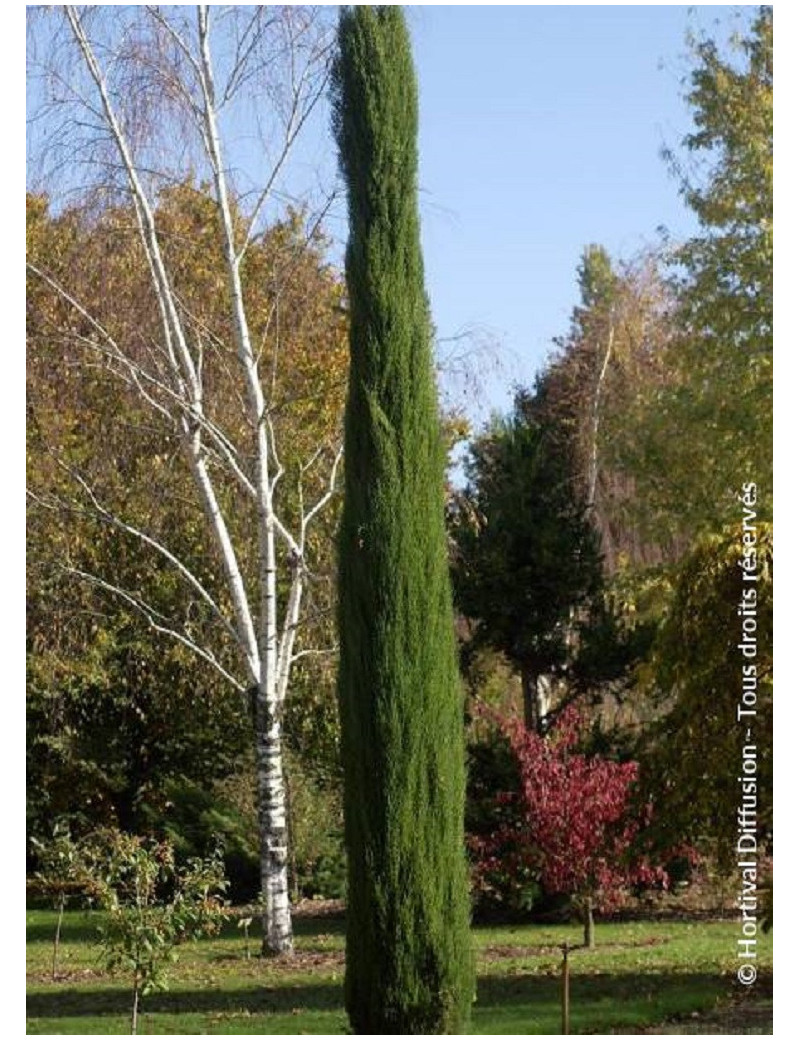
[
  {"x1": 28, "y1": 970, "x2": 736, "y2": 1033},
  {"x1": 27, "y1": 978, "x2": 343, "y2": 1022},
  {"x1": 216, "y1": 912, "x2": 346, "y2": 943},
  {"x1": 473, "y1": 970, "x2": 735, "y2": 1034},
  {"x1": 26, "y1": 913, "x2": 101, "y2": 946}
]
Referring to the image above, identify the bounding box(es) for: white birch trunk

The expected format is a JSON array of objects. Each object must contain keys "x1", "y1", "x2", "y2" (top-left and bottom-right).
[
  {"x1": 535, "y1": 674, "x2": 553, "y2": 731},
  {"x1": 195, "y1": 6, "x2": 296, "y2": 955},
  {"x1": 587, "y1": 324, "x2": 615, "y2": 510},
  {"x1": 254, "y1": 685, "x2": 293, "y2": 955}
]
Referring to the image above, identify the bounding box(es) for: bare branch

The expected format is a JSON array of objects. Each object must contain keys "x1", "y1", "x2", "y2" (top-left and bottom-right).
[
  {"x1": 63, "y1": 5, "x2": 261, "y2": 677},
  {"x1": 27, "y1": 260, "x2": 178, "y2": 424},
  {"x1": 66, "y1": 565, "x2": 246, "y2": 692},
  {"x1": 265, "y1": 408, "x2": 285, "y2": 495},
  {"x1": 28, "y1": 260, "x2": 258, "y2": 501},
  {"x1": 221, "y1": 8, "x2": 278, "y2": 106},
  {"x1": 235, "y1": 67, "x2": 329, "y2": 262},
  {"x1": 588, "y1": 324, "x2": 615, "y2": 511},
  {"x1": 290, "y1": 647, "x2": 338, "y2": 665},
  {"x1": 301, "y1": 445, "x2": 343, "y2": 547},
  {"x1": 144, "y1": 5, "x2": 202, "y2": 81},
  {"x1": 256, "y1": 190, "x2": 339, "y2": 376},
  {"x1": 47, "y1": 459, "x2": 252, "y2": 664}
]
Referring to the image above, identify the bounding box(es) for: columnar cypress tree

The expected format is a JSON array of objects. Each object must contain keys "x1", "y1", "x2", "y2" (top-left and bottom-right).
[{"x1": 332, "y1": 7, "x2": 473, "y2": 1034}]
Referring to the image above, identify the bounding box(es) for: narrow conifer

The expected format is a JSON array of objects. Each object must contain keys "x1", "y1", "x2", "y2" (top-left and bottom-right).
[{"x1": 332, "y1": 7, "x2": 474, "y2": 1034}]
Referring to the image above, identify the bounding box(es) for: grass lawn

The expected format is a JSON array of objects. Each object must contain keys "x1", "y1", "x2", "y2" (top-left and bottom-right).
[{"x1": 26, "y1": 907, "x2": 772, "y2": 1034}]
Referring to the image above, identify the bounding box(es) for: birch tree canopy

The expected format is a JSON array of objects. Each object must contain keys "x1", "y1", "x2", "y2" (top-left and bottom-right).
[{"x1": 27, "y1": 4, "x2": 345, "y2": 956}]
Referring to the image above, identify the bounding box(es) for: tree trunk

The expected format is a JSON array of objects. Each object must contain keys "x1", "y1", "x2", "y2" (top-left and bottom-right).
[
  {"x1": 521, "y1": 666, "x2": 537, "y2": 732},
  {"x1": 52, "y1": 892, "x2": 66, "y2": 980},
  {"x1": 583, "y1": 896, "x2": 595, "y2": 950},
  {"x1": 255, "y1": 697, "x2": 293, "y2": 956},
  {"x1": 130, "y1": 972, "x2": 140, "y2": 1035},
  {"x1": 521, "y1": 667, "x2": 552, "y2": 734},
  {"x1": 536, "y1": 674, "x2": 553, "y2": 731}
]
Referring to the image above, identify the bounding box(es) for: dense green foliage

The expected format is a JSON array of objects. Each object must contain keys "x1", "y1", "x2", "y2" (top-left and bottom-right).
[
  {"x1": 333, "y1": 7, "x2": 473, "y2": 1032},
  {"x1": 452, "y1": 369, "x2": 652, "y2": 738},
  {"x1": 452, "y1": 385, "x2": 604, "y2": 732},
  {"x1": 672, "y1": 5, "x2": 772, "y2": 394},
  {"x1": 637, "y1": 522, "x2": 773, "y2": 867}
]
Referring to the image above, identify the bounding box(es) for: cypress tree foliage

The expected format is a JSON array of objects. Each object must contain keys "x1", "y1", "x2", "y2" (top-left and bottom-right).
[{"x1": 332, "y1": 7, "x2": 474, "y2": 1034}]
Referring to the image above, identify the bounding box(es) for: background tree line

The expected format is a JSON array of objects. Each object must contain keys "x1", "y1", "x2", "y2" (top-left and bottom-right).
[{"x1": 453, "y1": 5, "x2": 771, "y2": 913}]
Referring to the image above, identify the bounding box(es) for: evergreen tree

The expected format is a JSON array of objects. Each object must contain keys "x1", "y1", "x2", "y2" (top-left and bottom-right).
[
  {"x1": 332, "y1": 7, "x2": 473, "y2": 1033},
  {"x1": 452, "y1": 386, "x2": 606, "y2": 733}
]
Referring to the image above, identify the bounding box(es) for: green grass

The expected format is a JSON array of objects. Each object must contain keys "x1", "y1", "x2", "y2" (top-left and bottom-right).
[{"x1": 26, "y1": 908, "x2": 772, "y2": 1034}]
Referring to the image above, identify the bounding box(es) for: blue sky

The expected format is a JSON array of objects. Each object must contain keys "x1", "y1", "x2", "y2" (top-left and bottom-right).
[{"x1": 404, "y1": 5, "x2": 749, "y2": 422}]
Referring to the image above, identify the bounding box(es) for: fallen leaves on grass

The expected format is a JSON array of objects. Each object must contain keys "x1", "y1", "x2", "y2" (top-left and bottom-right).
[
  {"x1": 27, "y1": 967, "x2": 104, "y2": 985},
  {"x1": 480, "y1": 937, "x2": 670, "y2": 962}
]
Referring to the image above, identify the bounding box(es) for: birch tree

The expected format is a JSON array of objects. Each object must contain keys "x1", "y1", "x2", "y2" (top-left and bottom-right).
[{"x1": 27, "y1": 5, "x2": 342, "y2": 956}]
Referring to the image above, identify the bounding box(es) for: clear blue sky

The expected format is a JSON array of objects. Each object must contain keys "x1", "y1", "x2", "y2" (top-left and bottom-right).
[{"x1": 402, "y1": 5, "x2": 749, "y2": 423}]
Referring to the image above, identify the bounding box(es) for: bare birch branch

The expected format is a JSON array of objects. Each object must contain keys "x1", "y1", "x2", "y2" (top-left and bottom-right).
[
  {"x1": 276, "y1": 570, "x2": 303, "y2": 705},
  {"x1": 65, "y1": 5, "x2": 261, "y2": 676},
  {"x1": 301, "y1": 445, "x2": 343, "y2": 547},
  {"x1": 66, "y1": 566, "x2": 246, "y2": 692},
  {"x1": 28, "y1": 255, "x2": 258, "y2": 500},
  {"x1": 290, "y1": 647, "x2": 338, "y2": 665},
  {"x1": 48, "y1": 460, "x2": 251, "y2": 662},
  {"x1": 588, "y1": 324, "x2": 615, "y2": 510}
]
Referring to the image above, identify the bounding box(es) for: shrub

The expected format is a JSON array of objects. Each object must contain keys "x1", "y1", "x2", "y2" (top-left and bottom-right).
[{"x1": 82, "y1": 829, "x2": 228, "y2": 1034}]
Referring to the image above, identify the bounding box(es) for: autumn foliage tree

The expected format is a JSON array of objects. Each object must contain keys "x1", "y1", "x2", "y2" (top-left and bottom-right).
[
  {"x1": 601, "y1": 7, "x2": 772, "y2": 540},
  {"x1": 665, "y1": 5, "x2": 772, "y2": 520},
  {"x1": 637, "y1": 523, "x2": 773, "y2": 868},
  {"x1": 475, "y1": 708, "x2": 667, "y2": 947},
  {"x1": 545, "y1": 247, "x2": 684, "y2": 564}
]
